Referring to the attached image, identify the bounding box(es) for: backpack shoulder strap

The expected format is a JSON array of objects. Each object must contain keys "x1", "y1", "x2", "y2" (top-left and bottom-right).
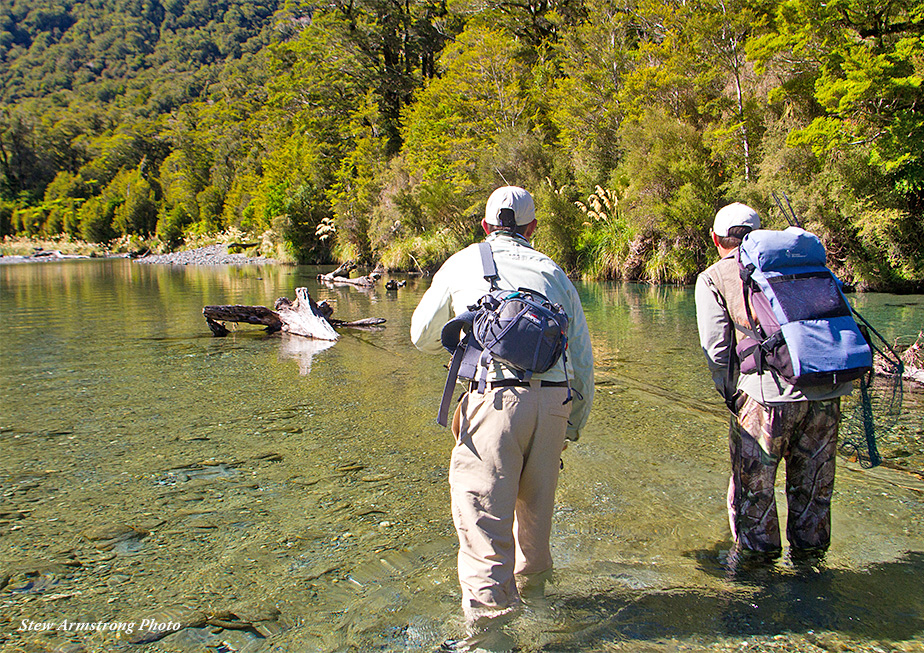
[
  {"x1": 437, "y1": 340, "x2": 466, "y2": 427},
  {"x1": 737, "y1": 249, "x2": 766, "y2": 342},
  {"x1": 738, "y1": 251, "x2": 769, "y2": 377},
  {"x1": 436, "y1": 334, "x2": 485, "y2": 426},
  {"x1": 736, "y1": 248, "x2": 787, "y2": 376},
  {"x1": 479, "y1": 241, "x2": 500, "y2": 290}
]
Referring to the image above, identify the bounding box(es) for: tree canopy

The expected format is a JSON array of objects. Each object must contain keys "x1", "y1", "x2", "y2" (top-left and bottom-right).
[{"x1": 1, "y1": 0, "x2": 921, "y2": 290}]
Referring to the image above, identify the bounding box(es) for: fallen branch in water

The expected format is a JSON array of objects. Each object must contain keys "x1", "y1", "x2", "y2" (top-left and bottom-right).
[
  {"x1": 317, "y1": 262, "x2": 386, "y2": 287},
  {"x1": 203, "y1": 305, "x2": 282, "y2": 332},
  {"x1": 31, "y1": 249, "x2": 91, "y2": 260},
  {"x1": 901, "y1": 332, "x2": 923, "y2": 385},
  {"x1": 317, "y1": 271, "x2": 380, "y2": 286},
  {"x1": 203, "y1": 287, "x2": 385, "y2": 340},
  {"x1": 876, "y1": 331, "x2": 924, "y2": 386}
]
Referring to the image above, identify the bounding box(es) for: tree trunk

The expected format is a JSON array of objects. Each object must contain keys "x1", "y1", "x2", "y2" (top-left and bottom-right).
[
  {"x1": 317, "y1": 271, "x2": 380, "y2": 286},
  {"x1": 202, "y1": 305, "x2": 282, "y2": 333}
]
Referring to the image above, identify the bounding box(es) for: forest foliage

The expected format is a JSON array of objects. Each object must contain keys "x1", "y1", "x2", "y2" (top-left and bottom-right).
[{"x1": 1, "y1": 0, "x2": 922, "y2": 290}]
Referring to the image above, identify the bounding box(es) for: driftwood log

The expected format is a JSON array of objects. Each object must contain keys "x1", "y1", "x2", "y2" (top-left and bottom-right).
[
  {"x1": 203, "y1": 287, "x2": 385, "y2": 340},
  {"x1": 317, "y1": 261, "x2": 385, "y2": 287},
  {"x1": 203, "y1": 305, "x2": 282, "y2": 333},
  {"x1": 329, "y1": 261, "x2": 356, "y2": 277},
  {"x1": 273, "y1": 288, "x2": 340, "y2": 340},
  {"x1": 317, "y1": 271, "x2": 380, "y2": 287},
  {"x1": 900, "y1": 331, "x2": 924, "y2": 385},
  {"x1": 874, "y1": 330, "x2": 924, "y2": 386}
]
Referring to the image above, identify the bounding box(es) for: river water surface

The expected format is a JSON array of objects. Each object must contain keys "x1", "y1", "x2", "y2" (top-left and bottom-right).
[{"x1": 1, "y1": 259, "x2": 922, "y2": 653}]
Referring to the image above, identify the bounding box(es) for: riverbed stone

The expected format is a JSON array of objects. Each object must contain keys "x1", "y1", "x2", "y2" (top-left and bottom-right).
[
  {"x1": 80, "y1": 524, "x2": 148, "y2": 551},
  {"x1": 134, "y1": 244, "x2": 276, "y2": 266}
]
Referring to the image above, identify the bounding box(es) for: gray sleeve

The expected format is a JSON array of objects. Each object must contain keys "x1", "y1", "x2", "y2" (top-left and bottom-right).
[
  {"x1": 694, "y1": 273, "x2": 735, "y2": 399},
  {"x1": 410, "y1": 271, "x2": 454, "y2": 355},
  {"x1": 563, "y1": 289, "x2": 594, "y2": 440}
]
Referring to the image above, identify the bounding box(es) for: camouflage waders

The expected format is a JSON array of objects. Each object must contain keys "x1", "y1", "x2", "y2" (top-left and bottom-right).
[{"x1": 727, "y1": 396, "x2": 841, "y2": 553}]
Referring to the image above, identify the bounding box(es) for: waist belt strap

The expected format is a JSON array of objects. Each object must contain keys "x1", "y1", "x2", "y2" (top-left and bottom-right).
[{"x1": 470, "y1": 379, "x2": 570, "y2": 390}]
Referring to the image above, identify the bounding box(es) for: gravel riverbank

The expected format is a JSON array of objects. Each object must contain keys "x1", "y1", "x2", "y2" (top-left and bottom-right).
[
  {"x1": 134, "y1": 244, "x2": 278, "y2": 265},
  {"x1": 1, "y1": 244, "x2": 276, "y2": 265}
]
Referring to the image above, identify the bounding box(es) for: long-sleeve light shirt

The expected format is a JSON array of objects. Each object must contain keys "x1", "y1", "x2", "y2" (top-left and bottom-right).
[{"x1": 411, "y1": 231, "x2": 594, "y2": 438}]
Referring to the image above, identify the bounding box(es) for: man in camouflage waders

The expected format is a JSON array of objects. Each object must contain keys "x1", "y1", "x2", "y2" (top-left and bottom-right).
[{"x1": 694, "y1": 203, "x2": 853, "y2": 560}]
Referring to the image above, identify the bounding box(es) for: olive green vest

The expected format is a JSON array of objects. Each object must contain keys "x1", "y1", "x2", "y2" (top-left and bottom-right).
[{"x1": 703, "y1": 252, "x2": 751, "y2": 340}]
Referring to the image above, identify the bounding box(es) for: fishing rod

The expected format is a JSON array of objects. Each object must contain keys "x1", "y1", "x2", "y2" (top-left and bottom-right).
[{"x1": 771, "y1": 191, "x2": 802, "y2": 228}]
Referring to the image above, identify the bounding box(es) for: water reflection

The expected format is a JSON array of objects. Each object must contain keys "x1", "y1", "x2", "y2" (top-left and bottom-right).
[
  {"x1": 542, "y1": 549, "x2": 924, "y2": 649},
  {"x1": 278, "y1": 334, "x2": 338, "y2": 375},
  {"x1": 0, "y1": 260, "x2": 921, "y2": 652}
]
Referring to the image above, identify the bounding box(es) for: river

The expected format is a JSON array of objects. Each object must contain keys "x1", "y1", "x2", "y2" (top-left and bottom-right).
[{"x1": 1, "y1": 259, "x2": 922, "y2": 653}]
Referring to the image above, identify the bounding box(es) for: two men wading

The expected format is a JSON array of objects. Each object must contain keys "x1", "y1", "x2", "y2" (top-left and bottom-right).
[{"x1": 411, "y1": 193, "x2": 859, "y2": 650}]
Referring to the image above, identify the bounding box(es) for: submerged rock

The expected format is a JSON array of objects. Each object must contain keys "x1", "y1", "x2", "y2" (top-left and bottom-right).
[{"x1": 80, "y1": 524, "x2": 149, "y2": 551}]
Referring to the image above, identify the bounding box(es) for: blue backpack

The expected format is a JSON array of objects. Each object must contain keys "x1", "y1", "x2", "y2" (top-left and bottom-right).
[
  {"x1": 735, "y1": 227, "x2": 872, "y2": 386},
  {"x1": 436, "y1": 242, "x2": 570, "y2": 426}
]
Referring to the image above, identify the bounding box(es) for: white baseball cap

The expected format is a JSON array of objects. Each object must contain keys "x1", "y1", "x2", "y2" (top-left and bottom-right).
[
  {"x1": 712, "y1": 202, "x2": 760, "y2": 237},
  {"x1": 485, "y1": 186, "x2": 536, "y2": 227}
]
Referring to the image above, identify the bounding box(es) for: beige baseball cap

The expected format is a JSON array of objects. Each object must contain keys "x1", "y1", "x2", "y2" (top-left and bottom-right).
[
  {"x1": 712, "y1": 202, "x2": 760, "y2": 236},
  {"x1": 485, "y1": 186, "x2": 536, "y2": 227}
]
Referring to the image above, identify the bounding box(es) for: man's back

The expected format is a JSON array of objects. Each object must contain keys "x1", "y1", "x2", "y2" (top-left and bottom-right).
[
  {"x1": 412, "y1": 234, "x2": 576, "y2": 348},
  {"x1": 411, "y1": 231, "x2": 594, "y2": 436},
  {"x1": 695, "y1": 202, "x2": 848, "y2": 557}
]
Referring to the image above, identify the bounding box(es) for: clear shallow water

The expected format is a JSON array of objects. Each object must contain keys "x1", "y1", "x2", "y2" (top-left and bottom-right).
[{"x1": 0, "y1": 259, "x2": 922, "y2": 652}]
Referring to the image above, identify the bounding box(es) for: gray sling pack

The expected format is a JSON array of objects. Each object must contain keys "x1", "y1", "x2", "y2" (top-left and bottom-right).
[{"x1": 436, "y1": 242, "x2": 571, "y2": 426}]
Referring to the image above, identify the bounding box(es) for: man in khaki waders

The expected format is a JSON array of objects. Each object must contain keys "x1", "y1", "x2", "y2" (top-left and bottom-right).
[{"x1": 411, "y1": 186, "x2": 594, "y2": 651}]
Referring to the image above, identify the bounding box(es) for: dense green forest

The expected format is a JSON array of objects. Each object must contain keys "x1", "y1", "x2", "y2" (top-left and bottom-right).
[{"x1": 1, "y1": 0, "x2": 922, "y2": 290}]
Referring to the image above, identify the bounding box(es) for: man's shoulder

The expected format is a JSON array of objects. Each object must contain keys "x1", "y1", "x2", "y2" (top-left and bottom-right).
[
  {"x1": 700, "y1": 255, "x2": 739, "y2": 291},
  {"x1": 493, "y1": 238, "x2": 558, "y2": 267},
  {"x1": 435, "y1": 243, "x2": 482, "y2": 274},
  {"x1": 703, "y1": 253, "x2": 738, "y2": 275}
]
